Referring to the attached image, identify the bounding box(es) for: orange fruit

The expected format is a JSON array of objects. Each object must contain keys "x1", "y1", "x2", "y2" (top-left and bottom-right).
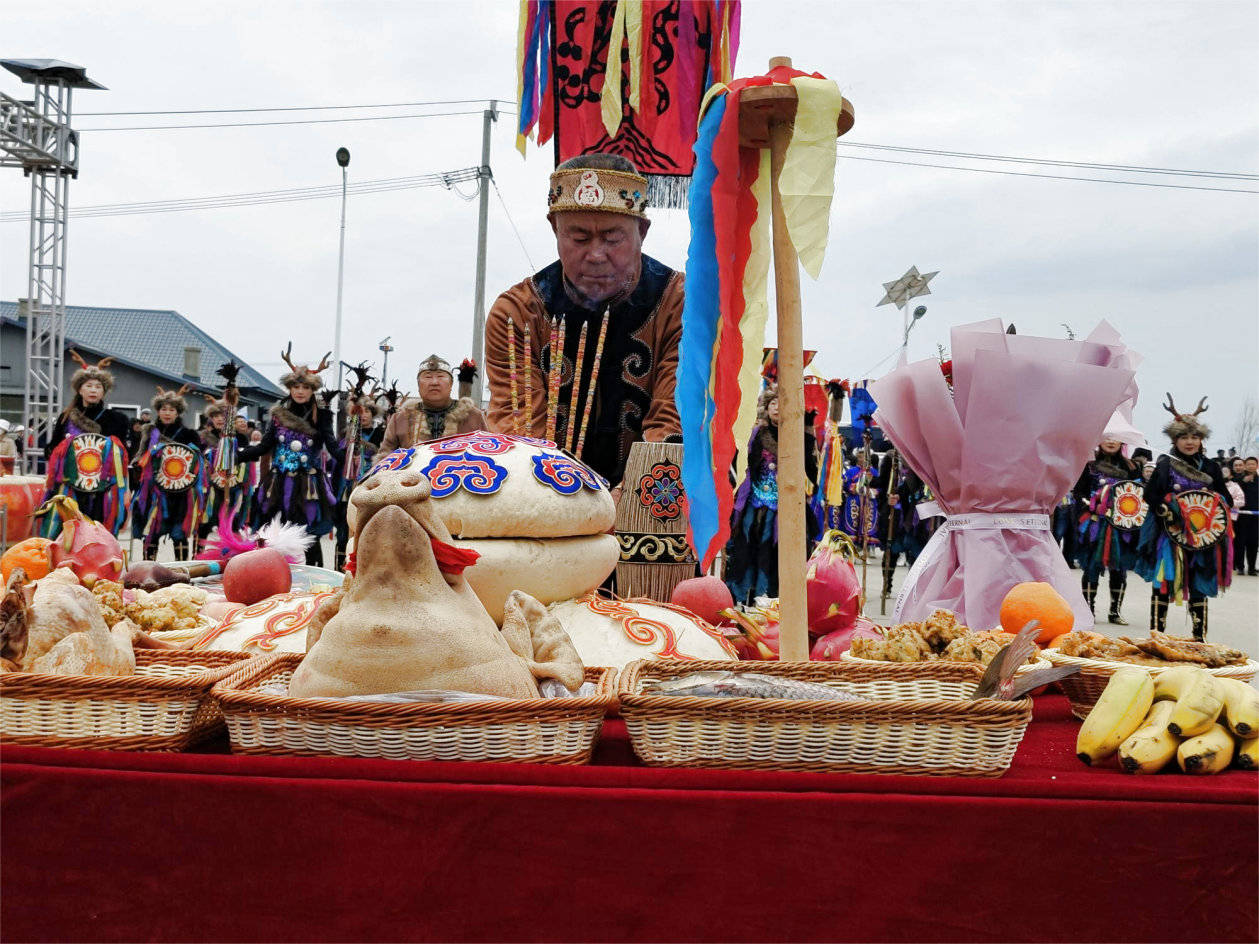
[
  {"x1": 1, "y1": 536, "x2": 54, "y2": 584},
  {"x1": 999, "y1": 581, "x2": 1074, "y2": 646}
]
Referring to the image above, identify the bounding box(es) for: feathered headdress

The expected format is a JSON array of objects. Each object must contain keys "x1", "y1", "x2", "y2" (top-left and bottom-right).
[
  {"x1": 1162, "y1": 393, "x2": 1210, "y2": 441},
  {"x1": 69, "y1": 350, "x2": 116, "y2": 394},
  {"x1": 278, "y1": 343, "x2": 332, "y2": 390}
]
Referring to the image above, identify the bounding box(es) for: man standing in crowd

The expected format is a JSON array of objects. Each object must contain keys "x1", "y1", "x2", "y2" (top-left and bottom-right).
[
  {"x1": 1236, "y1": 456, "x2": 1259, "y2": 576},
  {"x1": 483, "y1": 154, "x2": 682, "y2": 485},
  {"x1": 380, "y1": 354, "x2": 486, "y2": 450}
]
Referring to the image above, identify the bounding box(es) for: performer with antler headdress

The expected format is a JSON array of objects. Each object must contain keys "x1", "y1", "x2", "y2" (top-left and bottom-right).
[
  {"x1": 1072, "y1": 436, "x2": 1143, "y2": 625},
  {"x1": 130, "y1": 384, "x2": 208, "y2": 560},
  {"x1": 236, "y1": 345, "x2": 338, "y2": 566},
  {"x1": 330, "y1": 364, "x2": 385, "y2": 571},
  {"x1": 199, "y1": 360, "x2": 259, "y2": 541},
  {"x1": 1135, "y1": 394, "x2": 1232, "y2": 639},
  {"x1": 38, "y1": 351, "x2": 132, "y2": 538}
]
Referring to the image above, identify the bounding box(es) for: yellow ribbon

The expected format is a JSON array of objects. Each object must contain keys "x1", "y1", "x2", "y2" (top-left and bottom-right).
[
  {"x1": 732, "y1": 149, "x2": 773, "y2": 478},
  {"x1": 779, "y1": 76, "x2": 843, "y2": 279},
  {"x1": 515, "y1": 0, "x2": 531, "y2": 156},
  {"x1": 600, "y1": 0, "x2": 628, "y2": 137},
  {"x1": 625, "y1": 0, "x2": 643, "y2": 113}
]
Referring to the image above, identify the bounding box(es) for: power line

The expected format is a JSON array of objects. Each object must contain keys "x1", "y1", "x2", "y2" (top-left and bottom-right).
[
  {"x1": 492, "y1": 178, "x2": 536, "y2": 271},
  {"x1": 81, "y1": 98, "x2": 515, "y2": 116},
  {"x1": 835, "y1": 154, "x2": 1259, "y2": 194},
  {"x1": 0, "y1": 168, "x2": 483, "y2": 221},
  {"x1": 838, "y1": 141, "x2": 1257, "y2": 181},
  {"x1": 79, "y1": 109, "x2": 515, "y2": 132}
]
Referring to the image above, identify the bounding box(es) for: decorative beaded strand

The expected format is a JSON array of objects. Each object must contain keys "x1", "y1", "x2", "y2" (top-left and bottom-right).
[
  {"x1": 522, "y1": 323, "x2": 532, "y2": 436},
  {"x1": 566, "y1": 320, "x2": 589, "y2": 453},
  {"x1": 575, "y1": 307, "x2": 610, "y2": 458},
  {"x1": 506, "y1": 316, "x2": 520, "y2": 434}
]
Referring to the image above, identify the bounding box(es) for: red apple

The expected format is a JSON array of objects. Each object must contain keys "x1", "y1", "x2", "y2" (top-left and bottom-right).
[
  {"x1": 222, "y1": 548, "x2": 292, "y2": 605},
  {"x1": 670, "y1": 576, "x2": 734, "y2": 627}
]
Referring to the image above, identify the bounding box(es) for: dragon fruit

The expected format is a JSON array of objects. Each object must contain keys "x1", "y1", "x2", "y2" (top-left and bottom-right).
[
  {"x1": 810, "y1": 617, "x2": 883, "y2": 660},
  {"x1": 806, "y1": 529, "x2": 862, "y2": 636},
  {"x1": 39, "y1": 495, "x2": 124, "y2": 587}
]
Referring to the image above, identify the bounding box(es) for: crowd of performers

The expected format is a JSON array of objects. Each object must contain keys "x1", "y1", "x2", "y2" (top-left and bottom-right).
[{"x1": 35, "y1": 348, "x2": 483, "y2": 571}]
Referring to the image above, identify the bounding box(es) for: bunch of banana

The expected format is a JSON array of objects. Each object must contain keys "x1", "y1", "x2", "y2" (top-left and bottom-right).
[{"x1": 1077, "y1": 666, "x2": 1259, "y2": 774}]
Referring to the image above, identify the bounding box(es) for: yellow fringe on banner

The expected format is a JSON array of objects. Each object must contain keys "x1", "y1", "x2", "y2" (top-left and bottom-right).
[
  {"x1": 732, "y1": 148, "x2": 773, "y2": 480},
  {"x1": 600, "y1": 0, "x2": 628, "y2": 137},
  {"x1": 625, "y1": 0, "x2": 643, "y2": 112},
  {"x1": 515, "y1": 0, "x2": 531, "y2": 155},
  {"x1": 779, "y1": 77, "x2": 843, "y2": 279}
]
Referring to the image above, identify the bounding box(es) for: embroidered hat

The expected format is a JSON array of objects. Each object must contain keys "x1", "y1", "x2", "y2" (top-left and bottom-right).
[
  {"x1": 417, "y1": 354, "x2": 454, "y2": 378},
  {"x1": 548, "y1": 166, "x2": 649, "y2": 220},
  {"x1": 69, "y1": 350, "x2": 116, "y2": 395}
]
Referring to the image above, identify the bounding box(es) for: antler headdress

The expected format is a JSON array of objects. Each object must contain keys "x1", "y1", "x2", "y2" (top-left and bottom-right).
[
  {"x1": 278, "y1": 342, "x2": 333, "y2": 391},
  {"x1": 1162, "y1": 392, "x2": 1211, "y2": 441},
  {"x1": 151, "y1": 383, "x2": 194, "y2": 415},
  {"x1": 68, "y1": 349, "x2": 117, "y2": 395}
]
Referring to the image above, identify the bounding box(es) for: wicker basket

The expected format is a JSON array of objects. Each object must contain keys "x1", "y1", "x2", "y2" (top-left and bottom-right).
[
  {"x1": 618, "y1": 659, "x2": 1032, "y2": 777},
  {"x1": 1, "y1": 650, "x2": 255, "y2": 750},
  {"x1": 212, "y1": 654, "x2": 617, "y2": 764},
  {"x1": 839, "y1": 651, "x2": 1054, "y2": 674},
  {"x1": 1043, "y1": 651, "x2": 1259, "y2": 720}
]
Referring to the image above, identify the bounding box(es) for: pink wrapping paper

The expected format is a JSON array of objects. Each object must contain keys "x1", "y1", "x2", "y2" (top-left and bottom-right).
[{"x1": 869, "y1": 320, "x2": 1137, "y2": 632}]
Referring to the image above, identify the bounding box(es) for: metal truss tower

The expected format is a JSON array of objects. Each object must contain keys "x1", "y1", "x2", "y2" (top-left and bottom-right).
[{"x1": 0, "y1": 59, "x2": 104, "y2": 473}]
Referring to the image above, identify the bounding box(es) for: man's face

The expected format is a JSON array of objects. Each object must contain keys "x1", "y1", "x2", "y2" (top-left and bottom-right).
[
  {"x1": 234, "y1": 416, "x2": 249, "y2": 433},
  {"x1": 552, "y1": 211, "x2": 649, "y2": 305},
  {"x1": 418, "y1": 370, "x2": 453, "y2": 408},
  {"x1": 1247, "y1": 459, "x2": 1258, "y2": 475}
]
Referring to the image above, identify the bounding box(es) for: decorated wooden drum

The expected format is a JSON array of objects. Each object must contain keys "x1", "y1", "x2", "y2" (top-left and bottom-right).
[
  {"x1": 0, "y1": 475, "x2": 46, "y2": 546},
  {"x1": 614, "y1": 441, "x2": 697, "y2": 602},
  {"x1": 1106, "y1": 480, "x2": 1148, "y2": 531},
  {"x1": 1167, "y1": 488, "x2": 1229, "y2": 549}
]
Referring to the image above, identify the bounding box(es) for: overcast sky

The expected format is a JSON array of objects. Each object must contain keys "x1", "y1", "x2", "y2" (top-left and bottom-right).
[{"x1": 2, "y1": 0, "x2": 1256, "y2": 451}]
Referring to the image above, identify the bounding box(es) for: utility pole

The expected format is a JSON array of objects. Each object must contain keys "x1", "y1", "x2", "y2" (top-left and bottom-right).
[
  {"x1": 333, "y1": 147, "x2": 350, "y2": 390},
  {"x1": 470, "y1": 102, "x2": 498, "y2": 406}
]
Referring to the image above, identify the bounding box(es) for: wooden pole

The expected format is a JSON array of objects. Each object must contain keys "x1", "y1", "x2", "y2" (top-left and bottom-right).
[{"x1": 767, "y1": 59, "x2": 809, "y2": 662}]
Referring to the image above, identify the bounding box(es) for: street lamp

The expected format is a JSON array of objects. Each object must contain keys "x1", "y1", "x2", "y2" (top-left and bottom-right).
[
  {"x1": 333, "y1": 147, "x2": 350, "y2": 389},
  {"x1": 877, "y1": 265, "x2": 938, "y2": 355},
  {"x1": 905, "y1": 305, "x2": 927, "y2": 345},
  {"x1": 379, "y1": 336, "x2": 393, "y2": 388}
]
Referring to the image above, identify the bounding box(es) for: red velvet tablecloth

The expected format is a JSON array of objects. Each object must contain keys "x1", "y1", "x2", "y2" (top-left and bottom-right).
[{"x1": 2, "y1": 695, "x2": 1255, "y2": 943}]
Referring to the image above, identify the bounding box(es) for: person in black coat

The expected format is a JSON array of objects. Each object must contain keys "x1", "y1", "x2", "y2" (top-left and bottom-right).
[
  {"x1": 1235, "y1": 456, "x2": 1259, "y2": 576},
  {"x1": 39, "y1": 352, "x2": 132, "y2": 537},
  {"x1": 130, "y1": 386, "x2": 207, "y2": 560},
  {"x1": 237, "y1": 348, "x2": 338, "y2": 567}
]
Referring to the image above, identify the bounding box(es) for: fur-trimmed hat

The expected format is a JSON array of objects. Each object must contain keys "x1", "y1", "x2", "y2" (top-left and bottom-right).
[
  {"x1": 152, "y1": 383, "x2": 192, "y2": 415},
  {"x1": 278, "y1": 343, "x2": 332, "y2": 390},
  {"x1": 69, "y1": 350, "x2": 116, "y2": 395},
  {"x1": 416, "y1": 354, "x2": 454, "y2": 378},
  {"x1": 1162, "y1": 392, "x2": 1211, "y2": 441}
]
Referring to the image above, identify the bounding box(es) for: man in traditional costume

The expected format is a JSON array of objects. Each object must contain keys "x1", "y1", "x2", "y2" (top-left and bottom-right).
[
  {"x1": 39, "y1": 352, "x2": 131, "y2": 537},
  {"x1": 379, "y1": 355, "x2": 486, "y2": 451},
  {"x1": 130, "y1": 386, "x2": 207, "y2": 560},
  {"x1": 876, "y1": 447, "x2": 932, "y2": 599},
  {"x1": 484, "y1": 154, "x2": 682, "y2": 485},
  {"x1": 237, "y1": 347, "x2": 337, "y2": 566},
  {"x1": 1135, "y1": 396, "x2": 1232, "y2": 639},
  {"x1": 1073, "y1": 438, "x2": 1143, "y2": 624}
]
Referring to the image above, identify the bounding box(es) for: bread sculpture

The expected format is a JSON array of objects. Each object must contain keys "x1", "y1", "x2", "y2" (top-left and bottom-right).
[
  {"x1": 1, "y1": 568, "x2": 136, "y2": 676},
  {"x1": 548, "y1": 594, "x2": 739, "y2": 670},
  {"x1": 350, "y1": 433, "x2": 618, "y2": 623},
  {"x1": 289, "y1": 462, "x2": 583, "y2": 699}
]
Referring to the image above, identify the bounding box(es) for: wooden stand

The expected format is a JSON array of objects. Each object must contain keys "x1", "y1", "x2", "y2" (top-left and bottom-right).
[{"x1": 737, "y1": 57, "x2": 854, "y2": 661}]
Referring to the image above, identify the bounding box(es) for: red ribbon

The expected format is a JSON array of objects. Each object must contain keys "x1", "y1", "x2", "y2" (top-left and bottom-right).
[{"x1": 343, "y1": 537, "x2": 480, "y2": 579}]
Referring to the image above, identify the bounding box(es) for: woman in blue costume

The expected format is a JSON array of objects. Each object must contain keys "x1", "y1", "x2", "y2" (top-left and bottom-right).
[
  {"x1": 236, "y1": 347, "x2": 338, "y2": 567},
  {"x1": 1072, "y1": 438, "x2": 1142, "y2": 625},
  {"x1": 838, "y1": 447, "x2": 880, "y2": 548},
  {"x1": 38, "y1": 352, "x2": 131, "y2": 537},
  {"x1": 724, "y1": 387, "x2": 819, "y2": 606},
  {"x1": 1135, "y1": 395, "x2": 1232, "y2": 639}
]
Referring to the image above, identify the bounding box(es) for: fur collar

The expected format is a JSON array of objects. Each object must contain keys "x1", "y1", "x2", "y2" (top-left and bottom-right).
[
  {"x1": 403, "y1": 397, "x2": 475, "y2": 442},
  {"x1": 65, "y1": 406, "x2": 102, "y2": 435},
  {"x1": 270, "y1": 404, "x2": 318, "y2": 437},
  {"x1": 1168, "y1": 454, "x2": 1212, "y2": 486},
  {"x1": 1092, "y1": 455, "x2": 1136, "y2": 480}
]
